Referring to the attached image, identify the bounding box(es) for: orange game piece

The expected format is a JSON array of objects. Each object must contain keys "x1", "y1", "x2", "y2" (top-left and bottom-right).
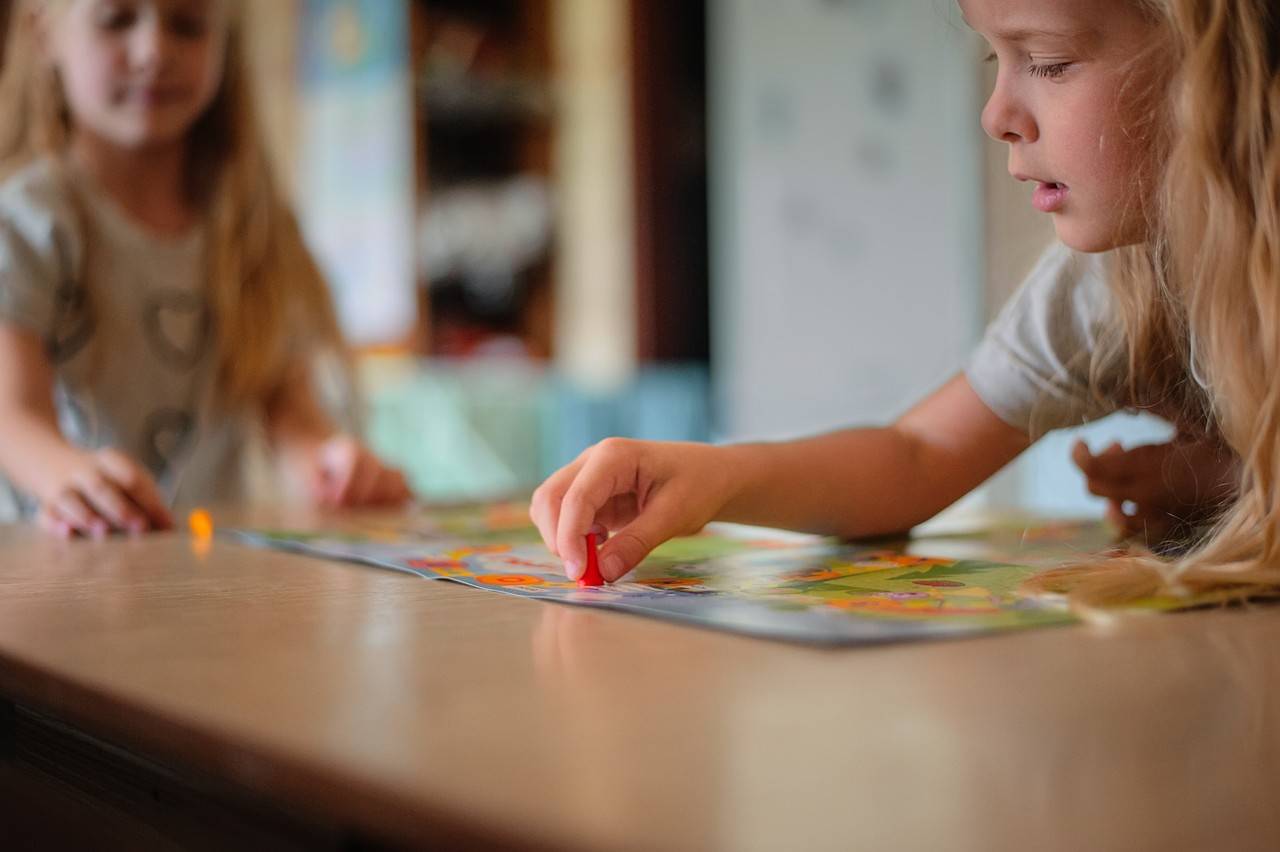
[
  {"x1": 188, "y1": 509, "x2": 214, "y2": 541},
  {"x1": 578, "y1": 532, "x2": 605, "y2": 587}
]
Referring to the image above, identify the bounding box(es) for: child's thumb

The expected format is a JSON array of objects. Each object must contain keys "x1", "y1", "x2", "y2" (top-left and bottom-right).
[
  {"x1": 1071, "y1": 439, "x2": 1093, "y2": 470},
  {"x1": 596, "y1": 499, "x2": 685, "y2": 582}
]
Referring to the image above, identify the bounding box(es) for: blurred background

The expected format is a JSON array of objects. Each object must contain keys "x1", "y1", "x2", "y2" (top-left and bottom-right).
[{"x1": 2, "y1": 0, "x2": 1174, "y2": 517}]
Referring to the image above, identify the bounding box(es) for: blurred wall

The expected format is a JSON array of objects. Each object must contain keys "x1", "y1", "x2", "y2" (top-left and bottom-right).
[{"x1": 710, "y1": 0, "x2": 984, "y2": 442}]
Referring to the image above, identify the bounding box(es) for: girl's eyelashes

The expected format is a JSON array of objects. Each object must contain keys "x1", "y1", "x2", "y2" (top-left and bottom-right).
[
  {"x1": 981, "y1": 48, "x2": 1075, "y2": 81},
  {"x1": 1028, "y1": 61, "x2": 1073, "y2": 80},
  {"x1": 95, "y1": 5, "x2": 138, "y2": 31}
]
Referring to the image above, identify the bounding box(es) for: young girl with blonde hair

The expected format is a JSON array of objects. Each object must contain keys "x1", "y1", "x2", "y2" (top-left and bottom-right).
[
  {"x1": 0, "y1": 0, "x2": 409, "y2": 536},
  {"x1": 532, "y1": 0, "x2": 1280, "y2": 608}
]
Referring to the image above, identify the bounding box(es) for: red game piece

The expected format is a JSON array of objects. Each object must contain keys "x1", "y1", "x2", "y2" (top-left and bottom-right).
[{"x1": 578, "y1": 532, "x2": 605, "y2": 587}]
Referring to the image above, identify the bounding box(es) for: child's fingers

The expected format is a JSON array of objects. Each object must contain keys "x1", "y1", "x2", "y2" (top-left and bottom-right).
[
  {"x1": 343, "y1": 456, "x2": 381, "y2": 506},
  {"x1": 1089, "y1": 452, "x2": 1179, "y2": 506},
  {"x1": 54, "y1": 489, "x2": 109, "y2": 537},
  {"x1": 592, "y1": 493, "x2": 640, "y2": 532},
  {"x1": 95, "y1": 450, "x2": 172, "y2": 529},
  {"x1": 1073, "y1": 442, "x2": 1119, "y2": 484},
  {"x1": 76, "y1": 475, "x2": 146, "y2": 533},
  {"x1": 374, "y1": 468, "x2": 411, "y2": 505},
  {"x1": 1105, "y1": 498, "x2": 1130, "y2": 530},
  {"x1": 1104, "y1": 443, "x2": 1170, "y2": 484},
  {"x1": 306, "y1": 468, "x2": 332, "y2": 506},
  {"x1": 1084, "y1": 474, "x2": 1130, "y2": 501},
  {"x1": 387, "y1": 469, "x2": 411, "y2": 502},
  {"x1": 1071, "y1": 439, "x2": 1094, "y2": 472},
  {"x1": 37, "y1": 505, "x2": 75, "y2": 539},
  {"x1": 319, "y1": 441, "x2": 359, "y2": 506},
  {"x1": 49, "y1": 489, "x2": 95, "y2": 530},
  {"x1": 597, "y1": 491, "x2": 689, "y2": 582},
  {"x1": 555, "y1": 441, "x2": 642, "y2": 576},
  {"x1": 530, "y1": 456, "x2": 587, "y2": 556},
  {"x1": 1074, "y1": 440, "x2": 1126, "y2": 477},
  {"x1": 1079, "y1": 447, "x2": 1133, "y2": 497},
  {"x1": 125, "y1": 475, "x2": 172, "y2": 529}
]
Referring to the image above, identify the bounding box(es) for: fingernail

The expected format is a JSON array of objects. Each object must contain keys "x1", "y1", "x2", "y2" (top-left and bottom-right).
[
  {"x1": 603, "y1": 554, "x2": 625, "y2": 581},
  {"x1": 565, "y1": 560, "x2": 583, "y2": 580}
]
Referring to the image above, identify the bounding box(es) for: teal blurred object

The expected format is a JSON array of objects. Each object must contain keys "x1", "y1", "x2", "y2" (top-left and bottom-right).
[
  {"x1": 362, "y1": 359, "x2": 711, "y2": 501},
  {"x1": 544, "y1": 365, "x2": 712, "y2": 473}
]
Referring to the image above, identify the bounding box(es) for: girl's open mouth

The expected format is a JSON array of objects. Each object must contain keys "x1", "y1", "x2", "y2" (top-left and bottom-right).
[{"x1": 1033, "y1": 181, "x2": 1069, "y2": 213}]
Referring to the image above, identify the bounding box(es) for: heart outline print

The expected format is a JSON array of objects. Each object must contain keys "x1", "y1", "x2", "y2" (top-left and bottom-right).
[
  {"x1": 142, "y1": 408, "x2": 196, "y2": 480},
  {"x1": 144, "y1": 290, "x2": 211, "y2": 370}
]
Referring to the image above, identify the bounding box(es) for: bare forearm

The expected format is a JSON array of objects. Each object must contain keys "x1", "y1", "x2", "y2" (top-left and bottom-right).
[
  {"x1": 0, "y1": 406, "x2": 87, "y2": 499},
  {"x1": 717, "y1": 426, "x2": 959, "y2": 538},
  {"x1": 714, "y1": 376, "x2": 1030, "y2": 539},
  {"x1": 263, "y1": 370, "x2": 338, "y2": 458}
]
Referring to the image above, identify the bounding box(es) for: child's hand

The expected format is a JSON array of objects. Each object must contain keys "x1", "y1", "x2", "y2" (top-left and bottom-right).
[
  {"x1": 530, "y1": 439, "x2": 737, "y2": 583},
  {"x1": 35, "y1": 448, "x2": 173, "y2": 538},
  {"x1": 307, "y1": 435, "x2": 411, "y2": 508},
  {"x1": 1072, "y1": 436, "x2": 1238, "y2": 543}
]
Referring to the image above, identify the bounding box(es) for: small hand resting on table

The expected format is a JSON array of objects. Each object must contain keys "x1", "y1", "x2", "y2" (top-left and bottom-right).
[
  {"x1": 266, "y1": 361, "x2": 413, "y2": 511},
  {"x1": 298, "y1": 434, "x2": 412, "y2": 509},
  {"x1": 1072, "y1": 434, "x2": 1239, "y2": 546},
  {"x1": 35, "y1": 447, "x2": 173, "y2": 538}
]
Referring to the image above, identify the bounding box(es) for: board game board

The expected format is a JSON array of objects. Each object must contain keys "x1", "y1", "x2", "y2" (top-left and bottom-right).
[{"x1": 229, "y1": 507, "x2": 1153, "y2": 645}]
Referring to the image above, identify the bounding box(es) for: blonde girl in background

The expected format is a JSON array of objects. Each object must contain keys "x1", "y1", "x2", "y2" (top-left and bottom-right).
[
  {"x1": 532, "y1": 0, "x2": 1277, "y2": 607},
  {"x1": 0, "y1": 0, "x2": 410, "y2": 537}
]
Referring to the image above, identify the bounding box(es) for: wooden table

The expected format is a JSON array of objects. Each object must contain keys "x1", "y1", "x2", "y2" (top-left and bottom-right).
[{"x1": 0, "y1": 508, "x2": 1277, "y2": 851}]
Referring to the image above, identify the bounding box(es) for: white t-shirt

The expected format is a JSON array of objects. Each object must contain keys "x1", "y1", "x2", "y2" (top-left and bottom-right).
[
  {"x1": 0, "y1": 157, "x2": 247, "y2": 520},
  {"x1": 966, "y1": 242, "x2": 1128, "y2": 439}
]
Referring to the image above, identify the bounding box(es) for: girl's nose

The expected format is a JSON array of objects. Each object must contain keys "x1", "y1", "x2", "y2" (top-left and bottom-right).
[
  {"x1": 981, "y1": 81, "x2": 1038, "y2": 145},
  {"x1": 128, "y1": 16, "x2": 171, "y2": 72}
]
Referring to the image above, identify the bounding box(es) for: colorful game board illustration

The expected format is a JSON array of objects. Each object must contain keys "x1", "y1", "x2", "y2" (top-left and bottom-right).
[{"x1": 229, "y1": 507, "x2": 1154, "y2": 645}]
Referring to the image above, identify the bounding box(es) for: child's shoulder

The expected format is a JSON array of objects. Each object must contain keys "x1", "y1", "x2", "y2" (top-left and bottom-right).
[
  {"x1": 0, "y1": 155, "x2": 74, "y2": 211},
  {"x1": 0, "y1": 157, "x2": 83, "y2": 249}
]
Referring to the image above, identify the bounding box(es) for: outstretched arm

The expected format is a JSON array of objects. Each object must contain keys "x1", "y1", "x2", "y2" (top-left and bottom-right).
[{"x1": 532, "y1": 374, "x2": 1031, "y2": 581}]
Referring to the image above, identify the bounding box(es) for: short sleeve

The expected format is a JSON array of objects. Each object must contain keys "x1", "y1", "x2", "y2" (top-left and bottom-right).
[
  {"x1": 0, "y1": 161, "x2": 84, "y2": 341},
  {"x1": 966, "y1": 242, "x2": 1123, "y2": 439}
]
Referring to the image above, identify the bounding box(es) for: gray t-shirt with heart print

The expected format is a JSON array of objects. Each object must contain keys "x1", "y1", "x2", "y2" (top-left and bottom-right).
[{"x1": 0, "y1": 157, "x2": 247, "y2": 520}]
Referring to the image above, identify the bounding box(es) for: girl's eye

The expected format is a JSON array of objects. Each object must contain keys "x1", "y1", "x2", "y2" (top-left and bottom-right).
[
  {"x1": 95, "y1": 7, "x2": 138, "y2": 31},
  {"x1": 168, "y1": 13, "x2": 209, "y2": 39},
  {"x1": 1028, "y1": 62, "x2": 1072, "y2": 80}
]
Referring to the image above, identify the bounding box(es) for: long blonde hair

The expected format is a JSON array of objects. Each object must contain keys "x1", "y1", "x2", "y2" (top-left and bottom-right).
[
  {"x1": 0, "y1": 0, "x2": 345, "y2": 411},
  {"x1": 1029, "y1": 0, "x2": 1280, "y2": 609}
]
